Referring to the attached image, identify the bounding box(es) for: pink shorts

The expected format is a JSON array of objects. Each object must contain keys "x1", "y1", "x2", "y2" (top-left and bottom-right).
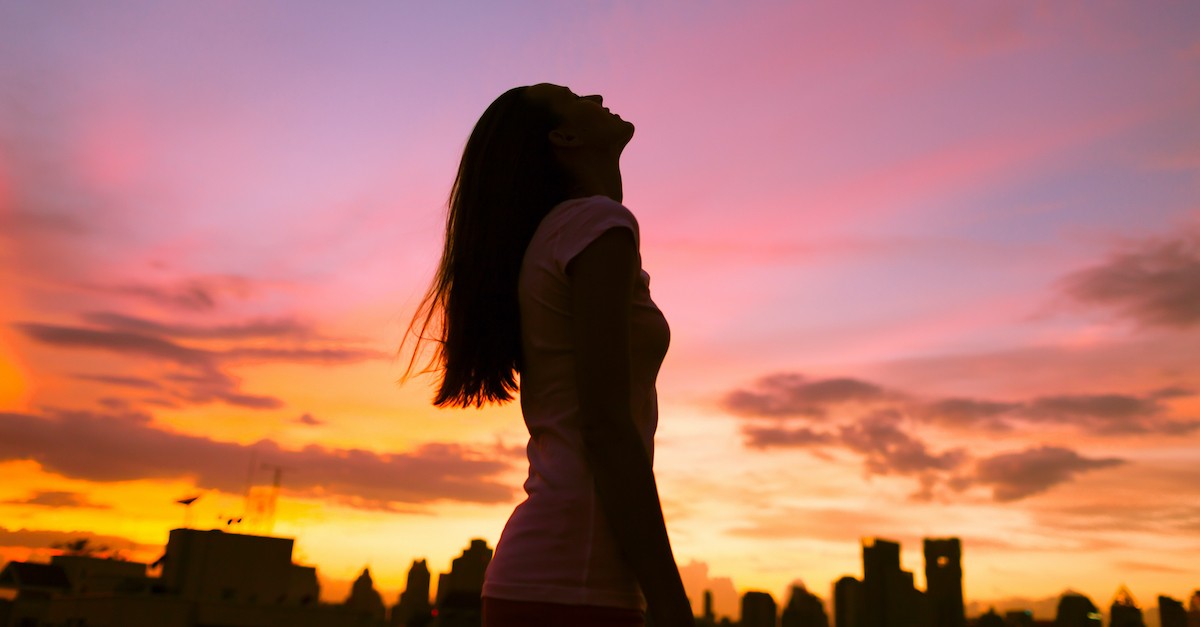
[{"x1": 482, "y1": 596, "x2": 646, "y2": 627}]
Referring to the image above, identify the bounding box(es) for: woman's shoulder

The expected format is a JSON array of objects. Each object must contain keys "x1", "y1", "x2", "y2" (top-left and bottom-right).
[
  {"x1": 544, "y1": 195, "x2": 639, "y2": 234},
  {"x1": 535, "y1": 195, "x2": 641, "y2": 270}
]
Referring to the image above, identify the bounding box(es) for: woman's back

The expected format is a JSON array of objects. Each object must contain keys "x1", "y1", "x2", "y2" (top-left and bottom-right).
[{"x1": 482, "y1": 195, "x2": 669, "y2": 610}]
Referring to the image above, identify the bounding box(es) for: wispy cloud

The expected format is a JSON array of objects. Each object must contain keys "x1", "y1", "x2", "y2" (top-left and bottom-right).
[
  {"x1": 14, "y1": 317, "x2": 384, "y2": 411},
  {"x1": 971, "y1": 446, "x2": 1124, "y2": 502},
  {"x1": 719, "y1": 372, "x2": 1189, "y2": 500},
  {"x1": 0, "y1": 526, "x2": 157, "y2": 553},
  {"x1": 1061, "y1": 226, "x2": 1200, "y2": 329},
  {"x1": 0, "y1": 490, "x2": 110, "y2": 509},
  {"x1": 0, "y1": 409, "x2": 514, "y2": 507}
]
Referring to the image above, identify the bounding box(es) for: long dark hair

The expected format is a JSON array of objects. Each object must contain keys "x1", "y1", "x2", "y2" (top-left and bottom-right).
[{"x1": 406, "y1": 86, "x2": 568, "y2": 408}]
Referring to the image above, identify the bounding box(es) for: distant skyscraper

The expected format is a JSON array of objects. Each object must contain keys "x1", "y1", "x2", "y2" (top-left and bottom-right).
[
  {"x1": 392, "y1": 559, "x2": 433, "y2": 627},
  {"x1": 1186, "y1": 590, "x2": 1200, "y2": 627},
  {"x1": 976, "y1": 608, "x2": 1005, "y2": 627},
  {"x1": 861, "y1": 538, "x2": 926, "y2": 627},
  {"x1": 1159, "y1": 595, "x2": 1187, "y2": 627},
  {"x1": 1110, "y1": 586, "x2": 1145, "y2": 627},
  {"x1": 742, "y1": 590, "x2": 778, "y2": 627},
  {"x1": 923, "y1": 538, "x2": 964, "y2": 627},
  {"x1": 435, "y1": 538, "x2": 492, "y2": 627},
  {"x1": 781, "y1": 584, "x2": 828, "y2": 627},
  {"x1": 833, "y1": 576, "x2": 862, "y2": 627},
  {"x1": 699, "y1": 589, "x2": 717, "y2": 627},
  {"x1": 345, "y1": 567, "x2": 386, "y2": 622},
  {"x1": 1055, "y1": 591, "x2": 1102, "y2": 627}
]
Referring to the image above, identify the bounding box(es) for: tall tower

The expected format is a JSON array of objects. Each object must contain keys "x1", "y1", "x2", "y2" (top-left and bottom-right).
[
  {"x1": 1054, "y1": 591, "x2": 1101, "y2": 627},
  {"x1": 861, "y1": 538, "x2": 926, "y2": 627},
  {"x1": 742, "y1": 590, "x2": 778, "y2": 627},
  {"x1": 833, "y1": 576, "x2": 862, "y2": 627},
  {"x1": 923, "y1": 538, "x2": 964, "y2": 627},
  {"x1": 1110, "y1": 586, "x2": 1145, "y2": 627},
  {"x1": 435, "y1": 539, "x2": 492, "y2": 627},
  {"x1": 391, "y1": 559, "x2": 432, "y2": 627}
]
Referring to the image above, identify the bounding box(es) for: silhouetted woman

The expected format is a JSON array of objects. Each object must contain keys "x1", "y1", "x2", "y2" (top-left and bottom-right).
[{"x1": 407, "y1": 84, "x2": 694, "y2": 627}]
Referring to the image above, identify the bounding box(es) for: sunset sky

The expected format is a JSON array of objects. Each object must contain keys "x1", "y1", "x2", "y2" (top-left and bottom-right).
[{"x1": 1, "y1": 1, "x2": 1198, "y2": 619}]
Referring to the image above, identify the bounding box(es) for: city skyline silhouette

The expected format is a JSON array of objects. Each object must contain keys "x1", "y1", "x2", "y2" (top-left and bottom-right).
[
  {"x1": 2, "y1": 2, "x2": 1198, "y2": 622},
  {"x1": 3, "y1": 523, "x2": 1196, "y2": 627}
]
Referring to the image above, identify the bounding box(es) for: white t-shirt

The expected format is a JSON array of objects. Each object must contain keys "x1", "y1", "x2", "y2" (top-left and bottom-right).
[{"x1": 482, "y1": 195, "x2": 670, "y2": 609}]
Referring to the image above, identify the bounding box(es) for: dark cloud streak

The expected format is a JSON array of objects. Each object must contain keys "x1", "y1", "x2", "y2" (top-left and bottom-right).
[
  {"x1": 1061, "y1": 227, "x2": 1200, "y2": 329},
  {"x1": 0, "y1": 409, "x2": 513, "y2": 507}
]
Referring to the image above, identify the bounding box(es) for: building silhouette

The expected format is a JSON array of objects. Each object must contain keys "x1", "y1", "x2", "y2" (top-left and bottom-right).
[
  {"x1": 0, "y1": 528, "x2": 383, "y2": 626},
  {"x1": 391, "y1": 559, "x2": 433, "y2": 627},
  {"x1": 781, "y1": 584, "x2": 828, "y2": 627},
  {"x1": 924, "y1": 538, "x2": 965, "y2": 627},
  {"x1": 1159, "y1": 595, "x2": 1187, "y2": 627},
  {"x1": 1189, "y1": 589, "x2": 1200, "y2": 627},
  {"x1": 345, "y1": 567, "x2": 386, "y2": 622},
  {"x1": 860, "y1": 538, "x2": 928, "y2": 627},
  {"x1": 1005, "y1": 610, "x2": 1035, "y2": 626},
  {"x1": 975, "y1": 607, "x2": 1005, "y2": 627},
  {"x1": 742, "y1": 590, "x2": 778, "y2": 627},
  {"x1": 833, "y1": 575, "x2": 863, "y2": 627},
  {"x1": 1108, "y1": 586, "x2": 1144, "y2": 627},
  {"x1": 1054, "y1": 591, "x2": 1101, "y2": 627},
  {"x1": 434, "y1": 538, "x2": 492, "y2": 627}
]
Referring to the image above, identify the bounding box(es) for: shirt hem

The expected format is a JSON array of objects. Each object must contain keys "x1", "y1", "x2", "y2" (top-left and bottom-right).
[{"x1": 481, "y1": 581, "x2": 646, "y2": 611}]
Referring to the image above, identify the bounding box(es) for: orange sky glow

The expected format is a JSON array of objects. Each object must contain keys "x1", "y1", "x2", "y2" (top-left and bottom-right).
[{"x1": 1, "y1": 1, "x2": 1198, "y2": 620}]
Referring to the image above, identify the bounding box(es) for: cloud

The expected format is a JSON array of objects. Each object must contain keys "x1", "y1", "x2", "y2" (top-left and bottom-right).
[
  {"x1": 0, "y1": 526, "x2": 157, "y2": 553},
  {"x1": 0, "y1": 491, "x2": 110, "y2": 509},
  {"x1": 724, "y1": 372, "x2": 1199, "y2": 437},
  {"x1": 15, "y1": 323, "x2": 210, "y2": 366},
  {"x1": 1061, "y1": 226, "x2": 1200, "y2": 329},
  {"x1": 89, "y1": 275, "x2": 258, "y2": 312},
  {"x1": 0, "y1": 409, "x2": 513, "y2": 507},
  {"x1": 82, "y1": 311, "x2": 315, "y2": 340},
  {"x1": 743, "y1": 425, "x2": 835, "y2": 449},
  {"x1": 839, "y1": 410, "x2": 968, "y2": 476},
  {"x1": 721, "y1": 373, "x2": 891, "y2": 419},
  {"x1": 972, "y1": 446, "x2": 1124, "y2": 501},
  {"x1": 14, "y1": 318, "x2": 384, "y2": 411},
  {"x1": 294, "y1": 413, "x2": 324, "y2": 426},
  {"x1": 722, "y1": 372, "x2": 1157, "y2": 500},
  {"x1": 73, "y1": 374, "x2": 162, "y2": 390},
  {"x1": 912, "y1": 398, "x2": 1020, "y2": 431},
  {"x1": 1024, "y1": 391, "x2": 1200, "y2": 434}
]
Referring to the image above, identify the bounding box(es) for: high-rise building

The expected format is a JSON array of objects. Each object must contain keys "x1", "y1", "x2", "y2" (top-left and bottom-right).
[
  {"x1": 833, "y1": 576, "x2": 862, "y2": 627},
  {"x1": 1159, "y1": 595, "x2": 1187, "y2": 627},
  {"x1": 861, "y1": 538, "x2": 926, "y2": 627},
  {"x1": 781, "y1": 584, "x2": 828, "y2": 627},
  {"x1": 1109, "y1": 586, "x2": 1144, "y2": 627},
  {"x1": 1054, "y1": 591, "x2": 1101, "y2": 627},
  {"x1": 435, "y1": 538, "x2": 492, "y2": 627},
  {"x1": 1186, "y1": 590, "x2": 1200, "y2": 627},
  {"x1": 698, "y1": 589, "x2": 717, "y2": 627},
  {"x1": 160, "y1": 528, "x2": 315, "y2": 605},
  {"x1": 392, "y1": 559, "x2": 433, "y2": 627},
  {"x1": 742, "y1": 590, "x2": 778, "y2": 627},
  {"x1": 345, "y1": 567, "x2": 386, "y2": 622},
  {"x1": 924, "y1": 538, "x2": 965, "y2": 627}
]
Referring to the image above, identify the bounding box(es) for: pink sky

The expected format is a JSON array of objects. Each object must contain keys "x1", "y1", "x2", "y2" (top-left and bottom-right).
[{"x1": 1, "y1": 1, "x2": 1198, "y2": 619}]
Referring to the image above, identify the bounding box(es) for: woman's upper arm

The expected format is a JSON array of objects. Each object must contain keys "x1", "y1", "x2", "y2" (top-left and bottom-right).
[{"x1": 567, "y1": 227, "x2": 639, "y2": 433}]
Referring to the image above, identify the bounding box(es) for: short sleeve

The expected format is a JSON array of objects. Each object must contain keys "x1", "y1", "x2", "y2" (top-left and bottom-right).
[{"x1": 549, "y1": 197, "x2": 641, "y2": 274}]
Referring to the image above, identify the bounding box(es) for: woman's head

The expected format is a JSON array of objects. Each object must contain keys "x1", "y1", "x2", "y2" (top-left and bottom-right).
[
  {"x1": 526, "y1": 83, "x2": 635, "y2": 159},
  {"x1": 408, "y1": 84, "x2": 626, "y2": 408}
]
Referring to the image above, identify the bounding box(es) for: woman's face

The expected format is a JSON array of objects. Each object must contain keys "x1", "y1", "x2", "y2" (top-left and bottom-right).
[{"x1": 526, "y1": 83, "x2": 634, "y2": 151}]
